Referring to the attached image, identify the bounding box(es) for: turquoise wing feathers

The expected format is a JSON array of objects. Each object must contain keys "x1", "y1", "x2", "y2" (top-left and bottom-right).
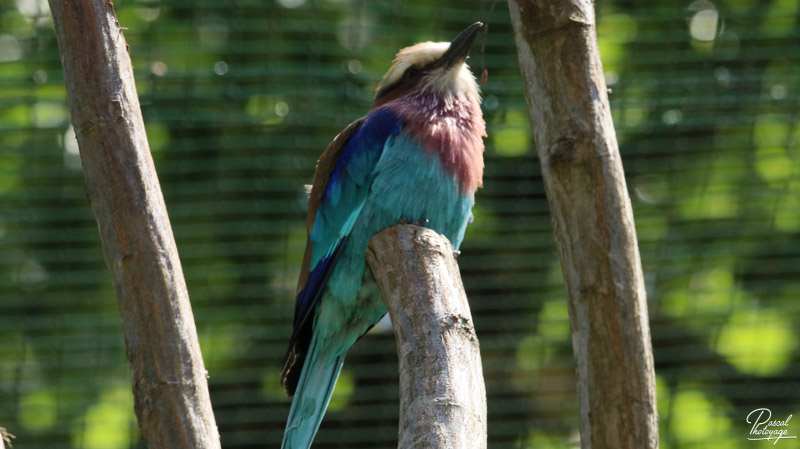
[
  {"x1": 280, "y1": 108, "x2": 404, "y2": 449},
  {"x1": 281, "y1": 107, "x2": 401, "y2": 395}
]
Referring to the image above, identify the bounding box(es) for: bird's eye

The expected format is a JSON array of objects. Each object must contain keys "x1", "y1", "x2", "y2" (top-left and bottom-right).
[{"x1": 403, "y1": 67, "x2": 421, "y2": 81}]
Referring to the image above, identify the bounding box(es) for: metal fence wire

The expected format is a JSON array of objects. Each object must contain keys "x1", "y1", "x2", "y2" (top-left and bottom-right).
[{"x1": 0, "y1": 0, "x2": 799, "y2": 447}]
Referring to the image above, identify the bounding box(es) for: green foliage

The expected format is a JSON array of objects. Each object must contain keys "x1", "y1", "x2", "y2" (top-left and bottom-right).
[
  {"x1": 19, "y1": 389, "x2": 57, "y2": 432},
  {"x1": 716, "y1": 306, "x2": 797, "y2": 376},
  {"x1": 74, "y1": 385, "x2": 136, "y2": 449},
  {"x1": 668, "y1": 388, "x2": 736, "y2": 447}
]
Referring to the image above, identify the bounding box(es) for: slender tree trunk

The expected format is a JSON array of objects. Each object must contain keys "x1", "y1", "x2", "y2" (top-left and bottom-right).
[
  {"x1": 367, "y1": 225, "x2": 487, "y2": 449},
  {"x1": 48, "y1": 1, "x2": 220, "y2": 448},
  {"x1": 507, "y1": 1, "x2": 658, "y2": 448}
]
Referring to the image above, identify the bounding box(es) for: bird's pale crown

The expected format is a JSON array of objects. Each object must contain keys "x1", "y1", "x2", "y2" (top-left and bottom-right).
[{"x1": 375, "y1": 41, "x2": 481, "y2": 103}]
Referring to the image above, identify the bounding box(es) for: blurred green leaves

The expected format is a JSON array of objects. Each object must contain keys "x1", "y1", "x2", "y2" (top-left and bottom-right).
[
  {"x1": 74, "y1": 385, "x2": 136, "y2": 449},
  {"x1": 19, "y1": 389, "x2": 57, "y2": 432},
  {"x1": 597, "y1": 13, "x2": 638, "y2": 73},
  {"x1": 716, "y1": 307, "x2": 797, "y2": 376},
  {"x1": 669, "y1": 388, "x2": 735, "y2": 447},
  {"x1": 491, "y1": 109, "x2": 529, "y2": 156}
]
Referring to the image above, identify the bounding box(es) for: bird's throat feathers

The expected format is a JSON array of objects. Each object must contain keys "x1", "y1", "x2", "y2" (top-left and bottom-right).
[{"x1": 381, "y1": 91, "x2": 486, "y2": 194}]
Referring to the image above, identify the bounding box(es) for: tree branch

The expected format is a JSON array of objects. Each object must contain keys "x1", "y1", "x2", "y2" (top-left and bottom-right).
[
  {"x1": 0, "y1": 427, "x2": 13, "y2": 449},
  {"x1": 48, "y1": 1, "x2": 220, "y2": 448},
  {"x1": 507, "y1": 1, "x2": 658, "y2": 448},
  {"x1": 367, "y1": 225, "x2": 487, "y2": 449}
]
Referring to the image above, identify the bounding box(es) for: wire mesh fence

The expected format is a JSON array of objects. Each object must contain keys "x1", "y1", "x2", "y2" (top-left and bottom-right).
[{"x1": 0, "y1": 0, "x2": 799, "y2": 447}]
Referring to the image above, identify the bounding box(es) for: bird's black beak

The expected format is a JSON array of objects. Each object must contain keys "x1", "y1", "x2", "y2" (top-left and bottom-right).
[{"x1": 437, "y1": 22, "x2": 484, "y2": 70}]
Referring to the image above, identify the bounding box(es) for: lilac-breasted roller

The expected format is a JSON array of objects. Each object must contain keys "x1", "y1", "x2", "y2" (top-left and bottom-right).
[{"x1": 280, "y1": 22, "x2": 486, "y2": 448}]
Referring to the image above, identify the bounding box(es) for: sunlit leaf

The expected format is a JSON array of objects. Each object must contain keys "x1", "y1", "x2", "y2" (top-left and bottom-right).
[
  {"x1": 716, "y1": 307, "x2": 797, "y2": 376},
  {"x1": 670, "y1": 387, "x2": 735, "y2": 446},
  {"x1": 74, "y1": 385, "x2": 136, "y2": 449},
  {"x1": 492, "y1": 110, "x2": 530, "y2": 156},
  {"x1": 19, "y1": 389, "x2": 57, "y2": 432}
]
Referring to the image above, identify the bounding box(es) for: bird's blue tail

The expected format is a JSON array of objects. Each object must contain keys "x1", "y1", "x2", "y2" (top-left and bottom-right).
[{"x1": 281, "y1": 334, "x2": 345, "y2": 449}]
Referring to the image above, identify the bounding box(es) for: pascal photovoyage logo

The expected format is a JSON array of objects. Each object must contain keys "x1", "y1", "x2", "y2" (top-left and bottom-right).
[{"x1": 747, "y1": 408, "x2": 796, "y2": 445}]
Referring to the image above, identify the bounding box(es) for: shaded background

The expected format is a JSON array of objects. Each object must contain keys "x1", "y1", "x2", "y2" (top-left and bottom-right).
[{"x1": 1, "y1": 0, "x2": 800, "y2": 447}]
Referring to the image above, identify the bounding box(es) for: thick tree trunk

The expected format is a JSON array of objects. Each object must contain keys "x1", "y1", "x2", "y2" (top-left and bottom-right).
[
  {"x1": 48, "y1": 1, "x2": 220, "y2": 448},
  {"x1": 367, "y1": 225, "x2": 487, "y2": 449},
  {"x1": 507, "y1": 1, "x2": 658, "y2": 448}
]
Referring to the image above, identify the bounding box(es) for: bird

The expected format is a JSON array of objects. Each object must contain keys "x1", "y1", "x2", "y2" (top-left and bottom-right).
[{"x1": 280, "y1": 22, "x2": 486, "y2": 449}]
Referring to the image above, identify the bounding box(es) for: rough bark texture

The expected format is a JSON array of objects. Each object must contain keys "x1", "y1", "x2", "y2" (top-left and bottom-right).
[
  {"x1": 507, "y1": 1, "x2": 658, "y2": 448},
  {"x1": 48, "y1": 2, "x2": 221, "y2": 448},
  {"x1": 367, "y1": 225, "x2": 487, "y2": 449}
]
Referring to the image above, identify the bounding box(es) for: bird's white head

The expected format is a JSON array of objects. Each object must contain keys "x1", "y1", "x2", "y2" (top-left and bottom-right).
[{"x1": 374, "y1": 22, "x2": 483, "y2": 106}]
